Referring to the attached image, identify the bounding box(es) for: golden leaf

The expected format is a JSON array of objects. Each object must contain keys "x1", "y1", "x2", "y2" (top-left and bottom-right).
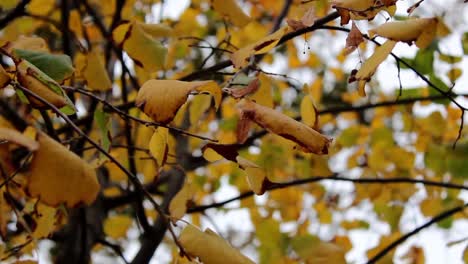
[
  {"x1": 169, "y1": 180, "x2": 192, "y2": 220},
  {"x1": 149, "y1": 127, "x2": 168, "y2": 167},
  {"x1": 354, "y1": 40, "x2": 397, "y2": 96},
  {"x1": 104, "y1": 215, "x2": 132, "y2": 239},
  {"x1": 300, "y1": 95, "x2": 318, "y2": 129},
  {"x1": 369, "y1": 18, "x2": 438, "y2": 49},
  {"x1": 230, "y1": 26, "x2": 289, "y2": 68},
  {"x1": 236, "y1": 156, "x2": 271, "y2": 195},
  {"x1": 136, "y1": 80, "x2": 220, "y2": 124},
  {"x1": 179, "y1": 224, "x2": 255, "y2": 264},
  {"x1": 77, "y1": 51, "x2": 112, "y2": 91},
  {"x1": 236, "y1": 99, "x2": 331, "y2": 154},
  {"x1": 211, "y1": 0, "x2": 250, "y2": 27},
  {"x1": 27, "y1": 132, "x2": 100, "y2": 207}
]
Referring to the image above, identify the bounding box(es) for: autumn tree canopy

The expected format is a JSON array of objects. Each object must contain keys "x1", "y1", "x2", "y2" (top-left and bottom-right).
[{"x1": 0, "y1": 0, "x2": 467, "y2": 263}]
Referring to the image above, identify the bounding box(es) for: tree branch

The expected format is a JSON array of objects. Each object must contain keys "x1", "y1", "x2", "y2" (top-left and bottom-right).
[
  {"x1": 0, "y1": 0, "x2": 31, "y2": 30},
  {"x1": 367, "y1": 202, "x2": 468, "y2": 263}
]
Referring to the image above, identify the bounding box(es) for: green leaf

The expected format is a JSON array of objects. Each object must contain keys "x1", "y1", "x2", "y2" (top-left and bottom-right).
[
  {"x1": 13, "y1": 49, "x2": 74, "y2": 83},
  {"x1": 94, "y1": 108, "x2": 111, "y2": 153},
  {"x1": 396, "y1": 87, "x2": 425, "y2": 99},
  {"x1": 462, "y1": 32, "x2": 468, "y2": 55},
  {"x1": 337, "y1": 126, "x2": 360, "y2": 147},
  {"x1": 428, "y1": 73, "x2": 450, "y2": 105},
  {"x1": 400, "y1": 48, "x2": 434, "y2": 75},
  {"x1": 424, "y1": 144, "x2": 447, "y2": 174},
  {"x1": 438, "y1": 53, "x2": 462, "y2": 64}
]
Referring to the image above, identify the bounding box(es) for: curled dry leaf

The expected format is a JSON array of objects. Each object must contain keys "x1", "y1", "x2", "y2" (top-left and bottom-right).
[
  {"x1": 287, "y1": 7, "x2": 316, "y2": 31},
  {"x1": 231, "y1": 26, "x2": 289, "y2": 68},
  {"x1": 223, "y1": 78, "x2": 260, "y2": 99},
  {"x1": 27, "y1": 132, "x2": 100, "y2": 207},
  {"x1": 369, "y1": 18, "x2": 438, "y2": 49},
  {"x1": 345, "y1": 22, "x2": 364, "y2": 55},
  {"x1": 179, "y1": 224, "x2": 255, "y2": 264},
  {"x1": 332, "y1": 0, "x2": 396, "y2": 25},
  {"x1": 136, "y1": 80, "x2": 221, "y2": 125},
  {"x1": 236, "y1": 99, "x2": 331, "y2": 154},
  {"x1": 236, "y1": 156, "x2": 272, "y2": 195},
  {"x1": 353, "y1": 40, "x2": 396, "y2": 96},
  {"x1": 211, "y1": 0, "x2": 250, "y2": 27}
]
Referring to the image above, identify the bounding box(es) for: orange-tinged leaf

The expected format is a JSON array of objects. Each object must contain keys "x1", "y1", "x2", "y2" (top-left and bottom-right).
[
  {"x1": 369, "y1": 18, "x2": 438, "y2": 49},
  {"x1": 179, "y1": 224, "x2": 255, "y2": 264},
  {"x1": 169, "y1": 180, "x2": 192, "y2": 220},
  {"x1": 354, "y1": 40, "x2": 396, "y2": 96},
  {"x1": 236, "y1": 156, "x2": 271, "y2": 195},
  {"x1": 223, "y1": 78, "x2": 260, "y2": 99},
  {"x1": 0, "y1": 64, "x2": 11, "y2": 88},
  {"x1": 300, "y1": 95, "x2": 318, "y2": 129},
  {"x1": 27, "y1": 132, "x2": 100, "y2": 207},
  {"x1": 149, "y1": 127, "x2": 168, "y2": 167},
  {"x1": 104, "y1": 215, "x2": 132, "y2": 239},
  {"x1": 236, "y1": 99, "x2": 331, "y2": 154},
  {"x1": 211, "y1": 0, "x2": 250, "y2": 27},
  {"x1": 136, "y1": 80, "x2": 221, "y2": 124},
  {"x1": 231, "y1": 26, "x2": 289, "y2": 68},
  {"x1": 77, "y1": 51, "x2": 112, "y2": 91}
]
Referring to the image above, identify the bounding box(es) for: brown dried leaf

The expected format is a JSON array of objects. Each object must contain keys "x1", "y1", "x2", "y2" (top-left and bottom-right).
[
  {"x1": 223, "y1": 78, "x2": 260, "y2": 99},
  {"x1": 345, "y1": 22, "x2": 364, "y2": 55}
]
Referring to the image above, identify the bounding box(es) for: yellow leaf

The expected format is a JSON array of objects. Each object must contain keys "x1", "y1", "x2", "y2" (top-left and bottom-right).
[
  {"x1": 354, "y1": 40, "x2": 396, "y2": 96},
  {"x1": 300, "y1": 95, "x2": 318, "y2": 129},
  {"x1": 202, "y1": 146, "x2": 224, "y2": 162},
  {"x1": 211, "y1": 0, "x2": 250, "y2": 27},
  {"x1": 77, "y1": 51, "x2": 112, "y2": 91},
  {"x1": 104, "y1": 215, "x2": 132, "y2": 239},
  {"x1": 149, "y1": 127, "x2": 168, "y2": 167},
  {"x1": 136, "y1": 21, "x2": 173, "y2": 38},
  {"x1": 447, "y1": 68, "x2": 462, "y2": 82},
  {"x1": 0, "y1": 64, "x2": 11, "y2": 88},
  {"x1": 369, "y1": 18, "x2": 438, "y2": 49},
  {"x1": 236, "y1": 99, "x2": 331, "y2": 154},
  {"x1": 27, "y1": 132, "x2": 100, "y2": 207},
  {"x1": 189, "y1": 94, "x2": 212, "y2": 126},
  {"x1": 179, "y1": 224, "x2": 255, "y2": 264},
  {"x1": 231, "y1": 26, "x2": 289, "y2": 68},
  {"x1": 136, "y1": 80, "x2": 220, "y2": 124},
  {"x1": 169, "y1": 180, "x2": 192, "y2": 220},
  {"x1": 236, "y1": 156, "x2": 270, "y2": 195},
  {"x1": 31, "y1": 203, "x2": 59, "y2": 239},
  {"x1": 5, "y1": 36, "x2": 48, "y2": 53},
  {"x1": 112, "y1": 22, "x2": 167, "y2": 72},
  {"x1": 0, "y1": 127, "x2": 38, "y2": 152}
]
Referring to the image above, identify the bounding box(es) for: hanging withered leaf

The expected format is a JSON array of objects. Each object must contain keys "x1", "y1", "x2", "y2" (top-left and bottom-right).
[
  {"x1": 236, "y1": 99, "x2": 331, "y2": 154},
  {"x1": 236, "y1": 156, "x2": 273, "y2": 195},
  {"x1": 223, "y1": 78, "x2": 260, "y2": 99},
  {"x1": 332, "y1": 0, "x2": 396, "y2": 25},
  {"x1": 149, "y1": 127, "x2": 168, "y2": 167},
  {"x1": 211, "y1": 0, "x2": 251, "y2": 27},
  {"x1": 286, "y1": 7, "x2": 316, "y2": 31},
  {"x1": 179, "y1": 224, "x2": 255, "y2": 264},
  {"x1": 15, "y1": 59, "x2": 76, "y2": 114},
  {"x1": 231, "y1": 26, "x2": 289, "y2": 68},
  {"x1": 26, "y1": 132, "x2": 100, "y2": 207},
  {"x1": 112, "y1": 21, "x2": 167, "y2": 72},
  {"x1": 369, "y1": 18, "x2": 438, "y2": 49},
  {"x1": 75, "y1": 50, "x2": 112, "y2": 91},
  {"x1": 344, "y1": 22, "x2": 364, "y2": 55},
  {"x1": 350, "y1": 40, "x2": 396, "y2": 96},
  {"x1": 136, "y1": 80, "x2": 221, "y2": 125}
]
